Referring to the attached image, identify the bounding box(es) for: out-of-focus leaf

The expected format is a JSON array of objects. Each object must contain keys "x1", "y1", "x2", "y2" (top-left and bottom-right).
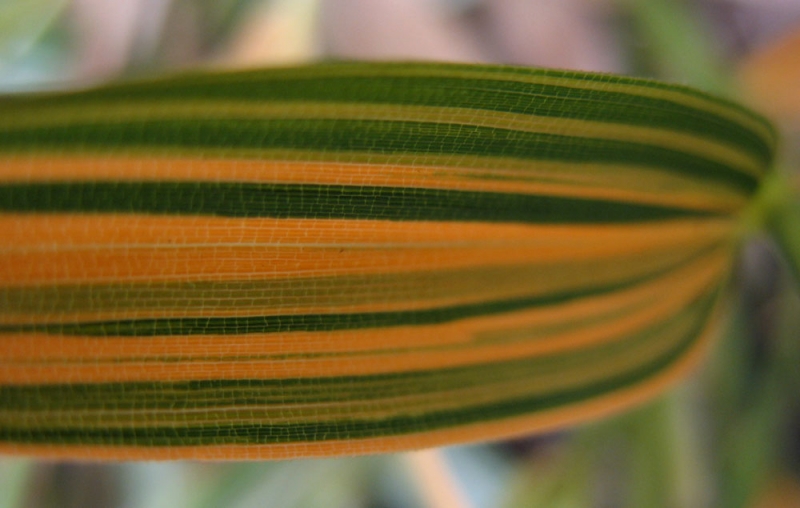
[
  {"x1": 622, "y1": 0, "x2": 728, "y2": 92},
  {"x1": 0, "y1": 0, "x2": 67, "y2": 68}
]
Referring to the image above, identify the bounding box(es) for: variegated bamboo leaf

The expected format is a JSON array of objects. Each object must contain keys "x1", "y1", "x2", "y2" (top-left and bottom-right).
[{"x1": 0, "y1": 62, "x2": 776, "y2": 460}]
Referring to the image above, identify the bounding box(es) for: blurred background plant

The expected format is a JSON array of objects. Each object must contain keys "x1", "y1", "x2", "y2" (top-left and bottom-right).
[{"x1": 1, "y1": 1, "x2": 799, "y2": 507}]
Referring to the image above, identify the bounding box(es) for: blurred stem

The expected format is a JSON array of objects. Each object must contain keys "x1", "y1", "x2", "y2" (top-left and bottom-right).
[
  {"x1": 405, "y1": 449, "x2": 474, "y2": 508},
  {"x1": 0, "y1": 460, "x2": 32, "y2": 508},
  {"x1": 621, "y1": 394, "x2": 693, "y2": 508},
  {"x1": 717, "y1": 286, "x2": 800, "y2": 508},
  {"x1": 718, "y1": 392, "x2": 783, "y2": 508}
]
